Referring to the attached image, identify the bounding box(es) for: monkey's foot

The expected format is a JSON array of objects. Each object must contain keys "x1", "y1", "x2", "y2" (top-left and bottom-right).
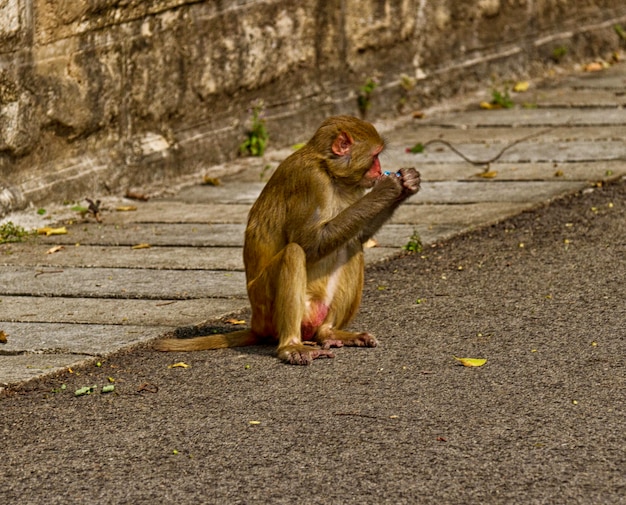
[
  {"x1": 277, "y1": 345, "x2": 335, "y2": 365},
  {"x1": 318, "y1": 331, "x2": 378, "y2": 348},
  {"x1": 320, "y1": 339, "x2": 345, "y2": 350}
]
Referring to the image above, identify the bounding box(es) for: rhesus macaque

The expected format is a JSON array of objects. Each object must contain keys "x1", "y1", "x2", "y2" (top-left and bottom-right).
[{"x1": 155, "y1": 115, "x2": 420, "y2": 364}]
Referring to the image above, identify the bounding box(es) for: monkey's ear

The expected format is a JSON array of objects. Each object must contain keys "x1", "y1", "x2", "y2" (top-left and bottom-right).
[{"x1": 331, "y1": 131, "x2": 354, "y2": 156}]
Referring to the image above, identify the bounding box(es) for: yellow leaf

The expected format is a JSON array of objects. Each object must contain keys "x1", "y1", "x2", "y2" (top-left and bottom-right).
[
  {"x1": 363, "y1": 238, "x2": 378, "y2": 249},
  {"x1": 116, "y1": 205, "x2": 137, "y2": 212},
  {"x1": 167, "y1": 362, "x2": 191, "y2": 369},
  {"x1": 249, "y1": 420, "x2": 261, "y2": 425},
  {"x1": 37, "y1": 226, "x2": 67, "y2": 236},
  {"x1": 225, "y1": 318, "x2": 246, "y2": 325},
  {"x1": 454, "y1": 356, "x2": 487, "y2": 367},
  {"x1": 584, "y1": 61, "x2": 607, "y2": 72},
  {"x1": 0, "y1": 330, "x2": 7, "y2": 344},
  {"x1": 480, "y1": 101, "x2": 501, "y2": 110},
  {"x1": 476, "y1": 170, "x2": 498, "y2": 179},
  {"x1": 131, "y1": 243, "x2": 151, "y2": 250},
  {"x1": 202, "y1": 176, "x2": 221, "y2": 186},
  {"x1": 46, "y1": 245, "x2": 65, "y2": 254},
  {"x1": 513, "y1": 81, "x2": 530, "y2": 92}
]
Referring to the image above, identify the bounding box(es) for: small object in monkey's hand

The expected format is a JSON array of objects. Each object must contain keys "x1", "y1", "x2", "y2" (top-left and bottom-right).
[{"x1": 383, "y1": 171, "x2": 401, "y2": 177}]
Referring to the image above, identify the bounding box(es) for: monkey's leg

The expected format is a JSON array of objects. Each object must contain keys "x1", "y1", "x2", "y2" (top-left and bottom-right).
[{"x1": 248, "y1": 243, "x2": 335, "y2": 365}]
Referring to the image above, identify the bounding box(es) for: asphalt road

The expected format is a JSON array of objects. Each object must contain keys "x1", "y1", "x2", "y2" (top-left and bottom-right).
[{"x1": 1, "y1": 178, "x2": 624, "y2": 505}]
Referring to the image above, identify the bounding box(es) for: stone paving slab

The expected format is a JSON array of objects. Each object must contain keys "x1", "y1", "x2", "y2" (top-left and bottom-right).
[
  {"x1": 0, "y1": 354, "x2": 96, "y2": 384},
  {"x1": 406, "y1": 180, "x2": 588, "y2": 204},
  {"x1": 0, "y1": 322, "x2": 170, "y2": 355},
  {"x1": 387, "y1": 125, "x2": 626, "y2": 145},
  {"x1": 36, "y1": 223, "x2": 248, "y2": 247},
  {"x1": 0, "y1": 245, "x2": 245, "y2": 270},
  {"x1": 106, "y1": 203, "x2": 251, "y2": 224},
  {"x1": 159, "y1": 183, "x2": 264, "y2": 205},
  {"x1": 390, "y1": 140, "x2": 626, "y2": 164},
  {"x1": 391, "y1": 202, "x2": 531, "y2": 225},
  {"x1": 1, "y1": 266, "x2": 247, "y2": 299},
  {"x1": 515, "y1": 88, "x2": 626, "y2": 107},
  {"x1": 561, "y1": 72, "x2": 626, "y2": 89},
  {"x1": 425, "y1": 108, "x2": 626, "y2": 127},
  {"x1": 388, "y1": 161, "x2": 625, "y2": 182},
  {"x1": 0, "y1": 296, "x2": 245, "y2": 326}
]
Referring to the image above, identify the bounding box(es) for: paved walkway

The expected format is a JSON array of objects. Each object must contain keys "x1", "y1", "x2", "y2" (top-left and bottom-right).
[{"x1": 1, "y1": 62, "x2": 625, "y2": 386}]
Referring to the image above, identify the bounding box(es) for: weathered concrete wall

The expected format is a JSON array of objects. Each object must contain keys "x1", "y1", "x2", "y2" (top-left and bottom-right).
[{"x1": 1, "y1": 0, "x2": 625, "y2": 214}]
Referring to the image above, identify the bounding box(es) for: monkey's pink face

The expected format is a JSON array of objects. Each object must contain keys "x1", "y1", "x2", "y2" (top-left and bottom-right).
[{"x1": 360, "y1": 146, "x2": 384, "y2": 188}]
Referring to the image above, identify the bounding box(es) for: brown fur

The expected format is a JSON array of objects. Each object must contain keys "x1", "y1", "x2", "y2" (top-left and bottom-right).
[{"x1": 155, "y1": 115, "x2": 420, "y2": 364}]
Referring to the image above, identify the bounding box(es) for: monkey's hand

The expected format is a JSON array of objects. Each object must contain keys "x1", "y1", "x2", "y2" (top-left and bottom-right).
[
  {"x1": 372, "y1": 172, "x2": 405, "y2": 200},
  {"x1": 398, "y1": 167, "x2": 420, "y2": 199}
]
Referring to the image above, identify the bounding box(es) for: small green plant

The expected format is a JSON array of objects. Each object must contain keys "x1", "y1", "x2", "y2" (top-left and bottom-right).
[
  {"x1": 397, "y1": 74, "x2": 416, "y2": 112},
  {"x1": 403, "y1": 229, "x2": 423, "y2": 253},
  {"x1": 551, "y1": 46, "x2": 568, "y2": 63},
  {"x1": 614, "y1": 24, "x2": 626, "y2": 41},
  {"x1": 239, "y1": 102, "x2": 269, "y2": 157},
  {"x1": 357, "y1": 78, "x2": 378, "y2": 118},
  {"x1": 0, "y1": 221, "x2": 31, "y2": 244},
  {"x1": 491, "y1": 87, "x2": 514, "y2": 109}
]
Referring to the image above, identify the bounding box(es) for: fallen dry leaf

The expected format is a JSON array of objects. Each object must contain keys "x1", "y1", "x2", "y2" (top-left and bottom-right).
[
  {"x1": 167, "y1": 362, "x2": 191, "y2": 369},
  {"x1": 454, "y1": 356, "x2": 487, "y2": 367},
  {"x1": 584, "y1": 61, "x2": 608, "y2": 72},
  {"x1": 125, "y1": 191, "x2": 149, "y2": 201},
  {"x1": 225, "y1": 318, "x2": 246, "y2": 325},
  {"x1": 37, "y1": 226, "x2": 67, "y2": 236},
  {"x1": 46, "y1": 245, "x2": 65, "y2": 254},
  {"x1": 480, "y1": 101, "x2": 501, "y2": 110},
  {"x1": 131, "y1": 243, "x2": 151, "y2": 250},
  {"x1": 476, "y1": 170, "x2": 498, "y2": 179},
  {"x1": 202, "y1": 176, "x2": 221, "y2": 186},
  {"x1": 412, "y1": 110, "x2": 425, "y2": 119},
  {"x1": 364, "y1": 238, "x2": 379, "y2": 248},
  {"x1": 513, "y1": 81, "x2": 530, "y2": 92},
  {"x1": 116, "y1": 205, "x2": 138, "y2": 212},
  {"x1": 0, "y1": 330, "x2": 7, "y2": 344},
  {"x1": 249, "y1": 420, "x2": 261, "y2": 425}
]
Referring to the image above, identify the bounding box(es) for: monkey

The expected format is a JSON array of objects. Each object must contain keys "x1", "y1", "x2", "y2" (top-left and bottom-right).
[{"x1": 155, "y1": 115, "x2": 420, "y2": 365}]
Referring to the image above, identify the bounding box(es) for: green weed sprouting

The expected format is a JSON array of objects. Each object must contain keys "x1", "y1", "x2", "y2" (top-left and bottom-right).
[
  {"x1": 403, "y1": 229, "x2": 423, "y2": 253},
  {"x1": 491, "y1": 87, "x2": 514, "y2": 109},
  {"x1": 357, "y1": 78, "x2": 378, "y2": 118},
  {"x1": 239, "y1": 102, "x2": 269, "y2": 157},
  {"x1": 0, "y1": 221, "x2": 31, "y2": 244}
]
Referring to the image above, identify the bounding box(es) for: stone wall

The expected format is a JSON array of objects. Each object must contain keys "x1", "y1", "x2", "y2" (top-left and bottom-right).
[{"x1": 1, "y1": 0, "x2": 625, "y2": 214}]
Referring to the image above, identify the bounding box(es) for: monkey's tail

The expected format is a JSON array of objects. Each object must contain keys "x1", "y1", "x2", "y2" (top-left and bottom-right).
[{"x1": 154, "y1": 329, "x2": 260, "y2": 352}]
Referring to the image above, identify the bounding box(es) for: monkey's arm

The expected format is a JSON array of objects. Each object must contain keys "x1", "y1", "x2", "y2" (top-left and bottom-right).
[
  {"x1": 294, "y1": 177, "x2": 403, "y2": 263},
  {"x1": 359, "y1": 167, "x2": 421, "y2": 243}
]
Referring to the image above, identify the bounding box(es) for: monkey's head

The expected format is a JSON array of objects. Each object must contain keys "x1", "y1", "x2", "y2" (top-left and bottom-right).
[{"x1": 311, "y1": 116, "x2": 385, "y2": 188}]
